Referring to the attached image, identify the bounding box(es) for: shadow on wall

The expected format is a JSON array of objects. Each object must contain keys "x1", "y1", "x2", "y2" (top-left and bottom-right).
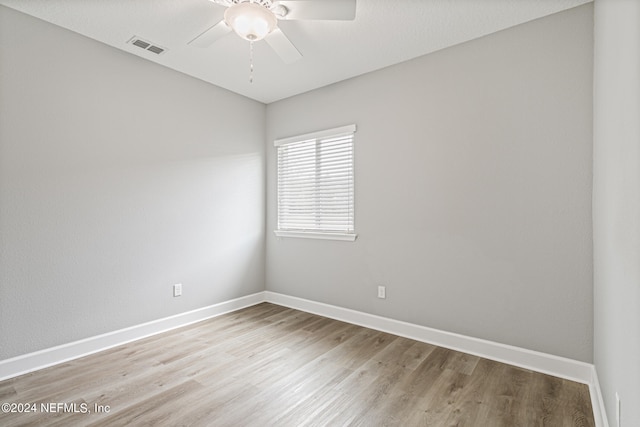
[{"x1": 0, "y1": 152, "x2": 265, "y2": 360}]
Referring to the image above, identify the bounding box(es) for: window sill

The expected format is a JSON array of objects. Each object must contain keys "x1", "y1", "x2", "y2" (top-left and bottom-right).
[{"x1": 274, "y1": 230, "x2": 357, "y2": 242}]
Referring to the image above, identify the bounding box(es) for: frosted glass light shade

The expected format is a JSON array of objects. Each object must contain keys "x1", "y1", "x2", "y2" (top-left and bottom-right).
[{"x1": 224, "y1": 2, "x2": 277, "y2": 41}]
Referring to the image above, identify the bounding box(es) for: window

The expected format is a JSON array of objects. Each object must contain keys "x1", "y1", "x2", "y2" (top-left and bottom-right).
[{"x1": 275, "y1": 124, "x2": 356, "y2": 241}]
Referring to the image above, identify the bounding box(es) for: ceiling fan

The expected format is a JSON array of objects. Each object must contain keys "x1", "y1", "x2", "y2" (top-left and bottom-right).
[{"x1": 189, "y1": 0, "x2": 357, "y2": 64}]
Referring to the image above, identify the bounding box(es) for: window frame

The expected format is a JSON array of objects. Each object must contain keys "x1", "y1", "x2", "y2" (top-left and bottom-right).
[{"x1": 274, "y1": 124, "x2": 357, "y2": 242}]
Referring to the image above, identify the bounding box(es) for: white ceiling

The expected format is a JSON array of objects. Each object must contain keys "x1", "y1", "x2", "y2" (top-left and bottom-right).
[{"x1": 0, "y1": 0, "x2": 591, "y2": 104}]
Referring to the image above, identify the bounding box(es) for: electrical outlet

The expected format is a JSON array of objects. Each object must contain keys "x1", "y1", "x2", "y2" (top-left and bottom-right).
[
  {"x1": 377, "y1": 285, "x2": 386, "y2": 299},
  {"x1": 173, "y1": 283, "x2": 182, "y2": 297},
  {"x1": 616, "y1": 392, "x2": 620, "y2": 427}
]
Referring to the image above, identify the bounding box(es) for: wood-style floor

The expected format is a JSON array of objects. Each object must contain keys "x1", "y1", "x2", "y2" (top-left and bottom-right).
[{"x1": 0, "y1": 303, "x2": 594, "y2": 426}]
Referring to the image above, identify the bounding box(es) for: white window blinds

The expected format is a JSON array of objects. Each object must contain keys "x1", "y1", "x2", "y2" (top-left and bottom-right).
[{"x1": 275, "y1": 124, "x2": 356, "y2": 240}]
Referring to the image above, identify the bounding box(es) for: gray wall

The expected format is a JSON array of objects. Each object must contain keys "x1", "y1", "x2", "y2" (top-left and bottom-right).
[
  {"x1": 1, "y1": 3, "x2": 597, "y2": 368},
  {"x1": 593, "y1": 0, "x2": 640, "y2": 425},
  {"x1": 0, "y1": 6, "x2": 266, "y2": 360},
  {"x1": 266, "y1": 5, "x2": 594, "y2": 362}
]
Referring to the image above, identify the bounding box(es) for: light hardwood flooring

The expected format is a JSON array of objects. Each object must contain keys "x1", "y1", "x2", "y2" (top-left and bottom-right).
[{"x1": 0, "y1": 303, "x2": 594, "y2": 426}]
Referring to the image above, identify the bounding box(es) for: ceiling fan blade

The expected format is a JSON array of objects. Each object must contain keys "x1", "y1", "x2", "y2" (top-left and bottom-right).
[
  {"x1": 188, "y1": 20, "x2": 231, "y2": 48},
  {"x1": 265, "y1": 28, "x2": 302, "y2": 64},
  {"x1": 275, "y1": 0, "x2": 356, "y2": 21}
]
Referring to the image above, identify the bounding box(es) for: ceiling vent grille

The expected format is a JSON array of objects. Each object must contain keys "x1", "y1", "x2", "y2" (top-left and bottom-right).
[{"x1": 128, "y1": 36, "x2": 166, "y2": 55}]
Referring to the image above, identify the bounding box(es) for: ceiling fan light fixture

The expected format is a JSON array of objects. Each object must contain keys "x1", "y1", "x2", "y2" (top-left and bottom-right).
[{"x1": 224, "y1": 2, "x2": 277, "y2": 41}]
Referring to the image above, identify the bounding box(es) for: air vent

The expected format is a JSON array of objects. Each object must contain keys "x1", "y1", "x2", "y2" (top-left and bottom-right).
[
  {"x1": 146, "y1": 45, "x2": 165, "y2": 55},
  {"x1": 132, "y1": 39, "x2": 150, "y2": 49},
  {"x1": 127, "y1": 36, "x2": 166, "y2": 55}
]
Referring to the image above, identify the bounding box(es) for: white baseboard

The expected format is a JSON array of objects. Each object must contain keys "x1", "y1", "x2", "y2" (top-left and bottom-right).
[
  {"x1": 0, "y1": 292, "x2": 265, "y2": 381},
  {"x1": 1, "y1": 289, "x2": 604, "y2": 426},
  {"x1": 264, "y1": 291, "x2": 594, "y2": 385},
  {"x1": 590, "y1": 366, "x2": 610, "y2": 427}
]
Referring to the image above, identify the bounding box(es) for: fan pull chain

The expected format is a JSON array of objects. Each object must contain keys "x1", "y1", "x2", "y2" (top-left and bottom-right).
[{"x1": 249, "y1": 41, "x2": 254, "y2": 84}]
